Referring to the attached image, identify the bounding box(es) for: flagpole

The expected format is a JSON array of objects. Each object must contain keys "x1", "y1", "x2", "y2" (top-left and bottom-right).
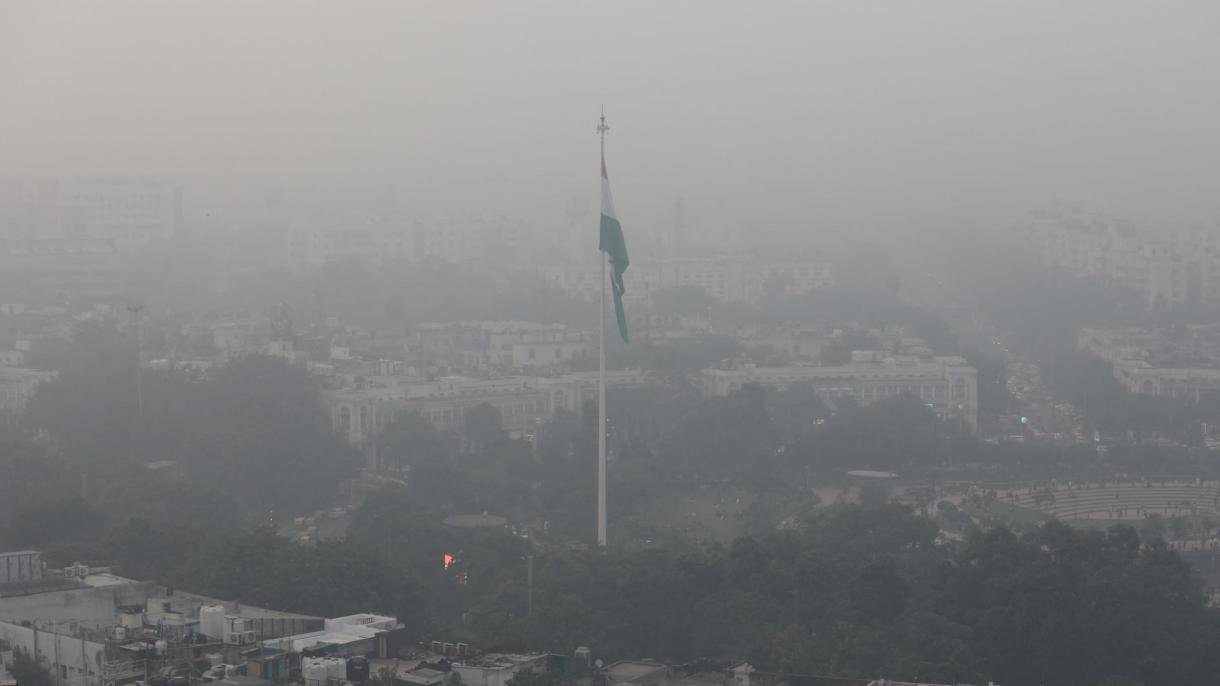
[{"x1": 597, "y1": 109, "x2": 609, "y2": 548}]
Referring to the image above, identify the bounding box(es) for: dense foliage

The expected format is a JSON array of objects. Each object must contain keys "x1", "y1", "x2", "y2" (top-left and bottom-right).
[
  {"x1": 12, "y1": 281, "x2": 1220, "y2": 686},
  {"x1": 23, "y1": 323, "x2": 358, "y2": 516},
  {"x1": 60, "y1": 499, "x2": 1220, "y2": 686}
]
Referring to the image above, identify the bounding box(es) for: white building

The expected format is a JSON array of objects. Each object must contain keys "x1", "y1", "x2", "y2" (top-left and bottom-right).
[
  {"x1": 0, "y1": 237, "x2": 125, "y2": 300},
  {"x1": 540, "y1": 255, "x2": 835, "y2": 305},
  {"x1": 0, "y1": 368, "x2": 55, "y2": 412},
  {"x1": 452, "y1": 654, "x2": 547, "y2": 686},
  {"x1": 699, "y1": 355, "x2": 978, "y2": 430},
  {"x1": 326, "y1": 370, "x2": 656, "y2": 447},
  {"x1": 1079, "y1": 327, "x2": 1220, "y2": 400},
  {"x1": 294, "y1": 214, "x2": 524, "y2": 267},
  {"x1": 0, "y1": 551, "x2": 42, "y2": 585},
  {"x1": 263, "y1": 613, "x2": 399, "y2": 654},
  {"x1": 57, "y1": 180, "x2": 179, "y2": 250},
  {"x1": 0, "y1": 620, "x2": 105, "y2": 686},
  {"x1": 0, "y1": 572, "x2": 321, "y2": 686},
  {"x1": 1031, "y1": 207, "x2": 1220, "y2": 308},
  {"x1": 294, "y1": 221, "x2": 414, "y2": 266},
  {"x1": 1, "y1": 179, "x2": 180, "y2": 250},
  {"x1": 416, "y1": 321, "x2": 592, "y2": 374}
]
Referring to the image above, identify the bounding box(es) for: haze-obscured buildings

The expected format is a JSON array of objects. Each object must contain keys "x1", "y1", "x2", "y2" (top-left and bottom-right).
[
  {"x1": 326, "y1": 370, "x2": 655, "y2": 447},
  {"x1": 293, "y1": 215, "x2": 525, "y2": 268},
  {"x1": 0, "y1": 558, "x2": 406, "y2": 686},
  {"x1": 415, "y1": 321, "x2": 592, "y2": 375},
  {"x1": 0, "y1": 367, "x2": 55, "y2": 412},
  {"x1": 0, "y1": 179, "x2": 181, "y2": 250},
  {"x1": 540, "y1": 255, "x2": 835, "y2": 305},
  {"x1": 1079, "y1": 326, "x2": 1220, "y2": 399},
  {"x1": 1032, "y1": 206, "x2": 1220, "y2": 308},
  {"x1": 700, "y1": 354, "x2": 979, "y2": 430}
]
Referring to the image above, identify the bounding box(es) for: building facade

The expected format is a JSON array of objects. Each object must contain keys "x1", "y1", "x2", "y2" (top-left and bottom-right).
[
  {"x1": 1032, "y1": 207, "x2": 1220, "y2": 308},
  {"x1": 1079, "y1": 327, "x2": 1220, "y2": 400},
  {"x1": 540, "y1": 256, "x2": 835, "y2": 305},
  {"x1": 326, "y1": 371, "x2": 656, "y2": 447},
  {"x1": 0, "y1": 368, "x2": 55, "y2": 412},
  {"x1": 699, "y1": 356, "x2": 978, "y2": 430}
]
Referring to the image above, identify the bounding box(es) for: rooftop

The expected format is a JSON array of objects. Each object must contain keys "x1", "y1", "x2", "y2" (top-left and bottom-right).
[
  {"x1": 455, "y1": 653, "x2": 546, "y2": 671},
  {"x1": 266, "y1": 613, "x2": 399, "y2": 652},
  {"x1": 704, "y1": 357, "x2": 973, "y2": 380},
  {"x1": 81, "y1": 573, "x2": 136, "y2": 588},
  {"x1": 399, "y1": 668, "x2": 447, "y2": 686},
  {"x1": 604, "y1": 660, "x2": 669, "y2": 684}
]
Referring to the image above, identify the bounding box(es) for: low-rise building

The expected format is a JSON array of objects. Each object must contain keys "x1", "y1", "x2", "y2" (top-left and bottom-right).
[
  {"x1": 452, "y1": 653, "x2": 547, "y2": 686},
  {"x1": 0, "y1": 571, "x2": 325, "y2": 686},
  {"x1": 699, "y1": 355, "x2": 978, "y2": 430},
  {"x1": 416, "y1": 321, "x2": 592, "y2": 374},
  {"x1": 1079, "y1": 326, "x2": 1220, "y2": 400},
  {"x1": 0, "y1": 367, "x2": 55, "y2": 412},
  {"x1": 326, "y1": 370, "x2": 655, "y2": 447},
  {"x1": 264, "y1": 613, "x2": 400, "y2": 655},
  {"x1": 0, "y1": 551, "x2": 42, "y2": 586},
  {"x1": 604, "y1": 660, "x2": 670, "y2": 686},
  {"x1": 540, "y1": 255, "x2": 835, "y2": 306}
]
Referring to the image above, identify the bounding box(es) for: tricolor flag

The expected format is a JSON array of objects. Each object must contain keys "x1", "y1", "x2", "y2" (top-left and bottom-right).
[{"x1": 600, "y1": 155, "x2": 630, "y2": 342}]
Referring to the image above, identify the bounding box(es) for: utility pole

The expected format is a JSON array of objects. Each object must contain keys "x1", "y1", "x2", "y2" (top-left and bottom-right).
[{"x1": 526, "y1": 552, "x2": 534, "y2": 617}]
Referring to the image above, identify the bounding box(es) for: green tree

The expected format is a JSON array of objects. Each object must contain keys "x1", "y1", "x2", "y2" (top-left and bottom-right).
[
  {"x1": 178, "y1": 355, "x2": 358, "y2": 514},
  {"x1": 11, "y1": 649, "x2": 54, "y2": 686},
  {"x1": 378, "y1": 411, "x2": 452, "y2": 469},
  {"x1": 848, "y1": 558, "x2": 910, "y2": 622},
  {"x1": 464, "y1": 403, "x2": 505, "y2": 448}
]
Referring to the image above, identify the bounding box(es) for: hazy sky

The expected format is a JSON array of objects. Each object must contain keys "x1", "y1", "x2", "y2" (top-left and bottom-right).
[{"x1": 3, "y1": 1, "x2": 1220, "y2": 236}]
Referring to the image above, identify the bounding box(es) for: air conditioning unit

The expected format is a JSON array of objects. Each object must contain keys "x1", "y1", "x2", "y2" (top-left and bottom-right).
[
  {"x1": 225, "y1": 631, "x2": 255, "y2": 645},
  {"x1": 64, "y1": 566, "x2": 77, "y2": 578}
]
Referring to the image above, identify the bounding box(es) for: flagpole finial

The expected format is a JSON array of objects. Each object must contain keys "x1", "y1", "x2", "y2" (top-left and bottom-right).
[{"x1": 597, "y1": 108, "x2": 609, "y2": 140}]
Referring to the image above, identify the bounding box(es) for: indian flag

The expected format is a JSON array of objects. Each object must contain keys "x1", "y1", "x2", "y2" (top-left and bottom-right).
[{"x1": 600, "y1": 155, "x2": 630, "y2": 342}]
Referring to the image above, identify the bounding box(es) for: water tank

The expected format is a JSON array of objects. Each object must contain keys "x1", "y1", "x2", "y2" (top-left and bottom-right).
[
  {"x1": 199, "y1": 605, "x2": 225, "y2": 641},
  {"x1": 347, "y1": 657, "x2": 370, "y2": 682},
  {"x1": 325, "y1": 657, "x2": 348, "y2": 682},
  {"x1": 120, "y1": 610, "x2": 145, "y2": 630},
  {"x1": 155, "y1": 640, "x2": 168, "y2": 655},
  {"x1": 302, "y1": 658, "x2": 329, "y2": 686}
]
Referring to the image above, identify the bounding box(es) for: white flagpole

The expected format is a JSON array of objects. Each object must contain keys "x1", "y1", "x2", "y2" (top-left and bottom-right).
[
  {"x1": 597, "y1": 110, "x2": 609, "y2": 548},
  {"x1": 598, "y1": 243, "x2": 607, "y2": 547}
]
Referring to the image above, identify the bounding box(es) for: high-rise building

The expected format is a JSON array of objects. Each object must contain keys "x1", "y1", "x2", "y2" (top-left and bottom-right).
[
  {"x1": 0, "y1": 178, "x2": 180, "y2": 250},
  {"x1": 1031, "y1": 207, "x2": 1220, "y2": 308}
]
